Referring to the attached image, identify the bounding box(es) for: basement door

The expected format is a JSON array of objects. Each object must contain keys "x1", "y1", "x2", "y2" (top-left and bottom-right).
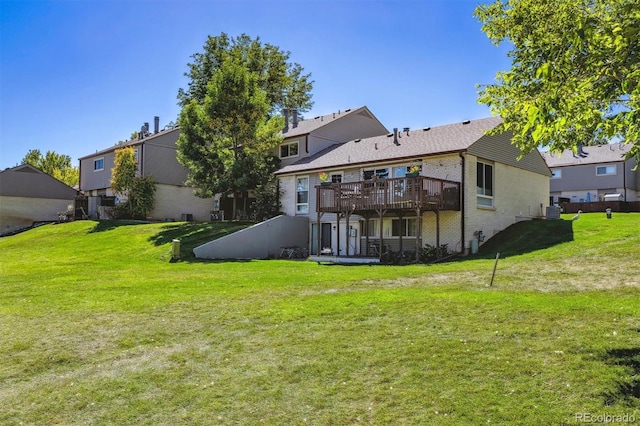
[{"x1": 310, "y1": 223, "x2": 332, "y2": 255}]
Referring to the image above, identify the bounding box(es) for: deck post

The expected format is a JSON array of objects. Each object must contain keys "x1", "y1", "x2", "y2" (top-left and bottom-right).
[
  {"x1": 435, "y1": 209, "x2": 441, "y2": 259},
  {"x1": 316, "y1": 212, "x2": 323, "y2": 256},
  {"x1": 415, "y1": 207, "x2": 422, "y2": 262}
]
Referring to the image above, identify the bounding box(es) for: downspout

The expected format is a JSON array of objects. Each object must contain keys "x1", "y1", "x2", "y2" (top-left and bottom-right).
[
  {"x1": 78, "y1": 159, "x2": 82, "y2": 192},
  {"x1": 459, "y1": 152, "x2": 466, "y2": 255},
  {"x1": 623, "y1": 161, "x2": 627, "y2": 201},
  {"x1": 140, "y1": 144, "x2": 144, "y2": 177}
]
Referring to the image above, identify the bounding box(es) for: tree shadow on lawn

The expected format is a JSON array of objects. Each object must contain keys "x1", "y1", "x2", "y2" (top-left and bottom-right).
[
  {"x1": 88, "y1": 220, "x2": 150, "y2": 233},
  {"x1": 149, "y1": 221, "x2": 253, "y2": 261},
  {"x1": 602, "y1": 347, "x2": 640, "y2": 406},
  {"x1": 471, "y1": 219, "x2": 574, "y2": 259}
]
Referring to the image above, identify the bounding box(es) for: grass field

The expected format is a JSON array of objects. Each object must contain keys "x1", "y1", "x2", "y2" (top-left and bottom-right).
[{"x1": 1, "y1": 213, "x2": 639, "y2": 425}]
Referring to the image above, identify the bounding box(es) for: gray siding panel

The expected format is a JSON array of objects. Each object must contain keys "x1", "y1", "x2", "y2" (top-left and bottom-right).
[
  {"x1": 80, "y1": 152, "x2": 115, "y2": 191},
  {"x1": 143, "y1": 141, "x2": 188, "y2": 185},
  {"x1": 550, "y1": 163, "x2": 625, "y2": 192},
  {"x1": 467, "y1": 132, "x2": 551, "y2": 176},
  {"x1": 0, "y1": 166, "x2": 77, "y2": 199}
]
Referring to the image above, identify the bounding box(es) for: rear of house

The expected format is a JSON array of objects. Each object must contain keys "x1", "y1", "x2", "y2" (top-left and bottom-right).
[
  {"x1": 276, "y1": 117, "x2": 550, "y2": 258},
  {"x1": 79, "y1": 122, "x2": 215, "y2": 221}
]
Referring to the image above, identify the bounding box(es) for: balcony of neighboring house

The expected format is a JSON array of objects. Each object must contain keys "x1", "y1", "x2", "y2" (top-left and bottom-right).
[{"x1": 316, "y1": 176, "x2": 460, "y2": 214}]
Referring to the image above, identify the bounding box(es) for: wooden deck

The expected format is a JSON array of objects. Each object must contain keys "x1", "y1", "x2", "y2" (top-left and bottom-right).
[{"x1": 316, "y1": 176, "x2": 460, "y2": 214}]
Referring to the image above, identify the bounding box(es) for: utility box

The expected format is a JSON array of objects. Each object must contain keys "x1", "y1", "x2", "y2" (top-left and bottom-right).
[
  {"x1": 171, "y1": 239, "x2": 181, "y2": 260},
  {"x1": 470, "y1": 239, "x2": 479, "y2": 255}
]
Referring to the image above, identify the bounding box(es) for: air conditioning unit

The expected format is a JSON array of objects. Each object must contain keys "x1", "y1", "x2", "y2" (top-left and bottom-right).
[{"x1": 546, "y1": 206, "x2": 561, "y2": 219}]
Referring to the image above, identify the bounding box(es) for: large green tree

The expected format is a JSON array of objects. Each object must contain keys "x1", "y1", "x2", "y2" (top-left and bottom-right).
[
  {"x1": 22, "y1": 149, "x2": 79, "y2": 187},
  {"x1": 177, "y1": 53, "x2": 284, "y2": 218},
  {"x1": 177, "y1": 33, "x2": 312, "y2": 219},
  {"x1": 474, "y1": 0, "x2": 640, "y2": 160},
  {"x1": 177, "y1": 33, "x2": 314, "y2": 113}
]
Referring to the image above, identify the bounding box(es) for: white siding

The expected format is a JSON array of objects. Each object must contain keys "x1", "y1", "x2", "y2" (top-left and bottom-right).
[{"x1": 464, "y1": 154, "x2": 549, "y2": 253}]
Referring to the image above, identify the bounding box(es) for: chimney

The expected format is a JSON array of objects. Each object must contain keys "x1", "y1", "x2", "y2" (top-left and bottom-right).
[
  {"x1": 282, "y1": 109, "x2": 289, "y2": 133},
  {"x1": 154, "y1": 116, "x2": 159, "y2": 134},
  {"x1": 393, "y1": 128, "x2": 400, "y2": 145},
  {"x1": 292, "y1": 109, "x2": 298, "y2": 128}
]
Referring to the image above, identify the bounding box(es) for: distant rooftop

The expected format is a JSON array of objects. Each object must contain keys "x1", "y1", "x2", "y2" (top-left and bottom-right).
[{"x1": 541, "y1": 143, "x2": 633, "y2": 167}]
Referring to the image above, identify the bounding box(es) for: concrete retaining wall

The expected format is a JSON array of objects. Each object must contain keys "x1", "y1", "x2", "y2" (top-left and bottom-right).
[{"x1": 193, "y1": 215, "x2": 309, "y2": 259}]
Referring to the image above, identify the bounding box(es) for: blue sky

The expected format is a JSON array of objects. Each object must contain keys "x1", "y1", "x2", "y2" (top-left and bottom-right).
[{"x1": 0, "y1": 0, "x2": 510, "y2": 170}]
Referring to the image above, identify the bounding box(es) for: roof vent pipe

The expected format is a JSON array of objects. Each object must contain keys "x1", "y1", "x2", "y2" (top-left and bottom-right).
[{"x1": 282, "y1": 109, "x2": 289, "y2": 133}]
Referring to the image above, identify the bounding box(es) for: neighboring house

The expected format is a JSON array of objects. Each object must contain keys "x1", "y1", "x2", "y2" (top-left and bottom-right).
[
  {"x1": 79, "y1": 118, "x2": 215, "y2": 222},
  {"x1": 274, "y1": 116, "x2": 551, "y2": 258},
  {"x1": 541, "y1": 142, "x2": 639, "y2": 204},
  {"x1": 0, "y1": 164, "x2": 78, "y2": 235}
]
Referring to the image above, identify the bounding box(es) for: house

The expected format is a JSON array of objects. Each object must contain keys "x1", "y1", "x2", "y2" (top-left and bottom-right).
[
  {"x1": 193, "y1": 106, "x2": 389, "y2": 259},
  {"x1": 274, "y1": 116, "x2": 551, "y2": 259},
  {"x1": 79, "y1": 118, "x2": 215, "y2": 222},
  {"x1": 0, "y1": 164, "x2": 78, "y2": 235},
  {"x1": 541, "y1": 142, "x2": 639, "y2": 205}
]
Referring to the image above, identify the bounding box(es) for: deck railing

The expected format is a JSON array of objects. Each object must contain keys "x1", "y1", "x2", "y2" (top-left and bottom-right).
[{"x1": 317, "y1": 176, "x2": 460, "y2": 213}]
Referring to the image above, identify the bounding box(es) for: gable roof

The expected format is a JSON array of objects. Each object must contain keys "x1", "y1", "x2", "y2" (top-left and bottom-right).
[
  {"x1": 275, "y1": 116, "x2": 504, "y2": 175},
  {"x1": 79, "y1": 127, "x2": 181, "y2": 160},
  {"x1": 282, "y1": 106, "x2": 386, "y2": 138},
  {"x1": 541, "y1": 142, "x2": 634, "y2": 167},
  {"x1": 0, "y1": 164, "x2": 78, "y2": 199}
]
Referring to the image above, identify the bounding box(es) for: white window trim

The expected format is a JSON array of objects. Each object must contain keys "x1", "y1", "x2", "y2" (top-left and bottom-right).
[
  {"x1": 329, "y1": 171, "x2": 343, "y2": 183},
  {"x1": 596, "y1": 165, "x2": 616, "y2": 176},
  {"x1": 391, "y1": 217, "x2": 418, "y2": 237},
  {"x1": 363, "y1": 167, "x2": 390, "y2": 180},
  {"x1": 280, "y1": 141, "x2": 300, "y2": 159},
  {"x1": 296, "y1": 176, "x2": 309, "y2": 214},
  {"x1": 94, "y1": 157, "x2": 104, "y2": 172},
  {"x1": 477, "y1": 160, "x2": 494, "y2": 208}
]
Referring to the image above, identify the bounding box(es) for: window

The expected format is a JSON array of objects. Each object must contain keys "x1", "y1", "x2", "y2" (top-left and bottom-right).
[
  {"x1": 363, "y1": 168, "x2": 389, "y2": 180},
  {"x1": 94, "y1": 158, "x2": 104, "y2": 171},
  {"x1": 596, "y1": 165, "x2": 616, "y2": 176},
  {"x1": 392, "y1": 218, "x2": 417, "y2": 237},
  {"x1": 394, "y1": 164, "x2": 422, "y2": 178},
  {"x1": 296, "y1": 177, "x2": 309, "y2": 214},
  {"x1": 361, "y1": 219, "x2": 380, "y2": 237},
  {"x1": 550, "y1": 169, "x2": 562, "y2": 179},
  {"x1": 280, "y1": 141, "x2": 299, "y2": 159},
  {"x1": 330, "y1": 172, "x2": 343, "y2": 184},
  {"x1": 477, "y1": 161, "x2": 493, "y2": 207}
]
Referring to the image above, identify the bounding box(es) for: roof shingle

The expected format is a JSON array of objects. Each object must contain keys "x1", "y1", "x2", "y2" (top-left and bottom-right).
[{"x1": 276, "y1": 116, "x2": 503, "y2": 174}]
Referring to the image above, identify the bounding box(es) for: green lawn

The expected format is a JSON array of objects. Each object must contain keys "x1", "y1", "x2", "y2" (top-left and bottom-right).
[{"x1": 1, "y1": 214, "x2": 639, "y2": 425}]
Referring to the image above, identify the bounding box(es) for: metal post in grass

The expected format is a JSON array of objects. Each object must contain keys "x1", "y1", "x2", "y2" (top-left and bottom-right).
[{"x1": 489, "y1": 252, "x2": 500, "y2": 287}]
